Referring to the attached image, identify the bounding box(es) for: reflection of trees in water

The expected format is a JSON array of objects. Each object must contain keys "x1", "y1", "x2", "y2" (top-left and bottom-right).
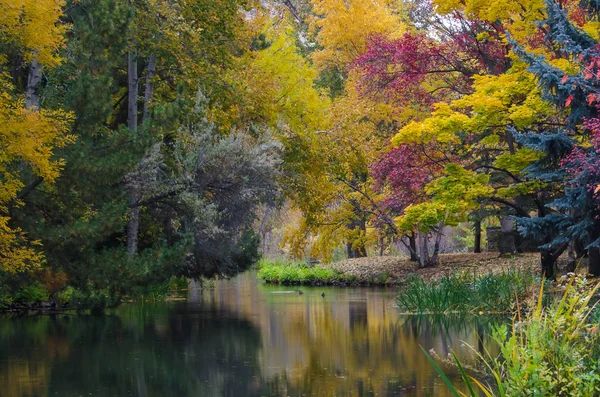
[
  {"x1": 398, "y1": 314, "x2": 502, "y2": 359},
  {"x1": 0, "y1": 306, "x2": 266, "y2": 397},
  {"x1": 254, "y1": 296, "x2": 493, "y2": 396},
  {"x1": 0, "y1": 275, "x2": 502, "y2": 397}
]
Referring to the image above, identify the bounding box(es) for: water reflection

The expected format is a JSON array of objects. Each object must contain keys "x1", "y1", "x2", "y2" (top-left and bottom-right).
[{"x1": 0, "y1": 272, "x2": 495, "y2": 396}]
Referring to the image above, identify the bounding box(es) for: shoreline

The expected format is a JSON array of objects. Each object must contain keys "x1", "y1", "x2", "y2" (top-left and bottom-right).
[{"x1": 258, "y1": 252, "x2": 541, "y2": 286}]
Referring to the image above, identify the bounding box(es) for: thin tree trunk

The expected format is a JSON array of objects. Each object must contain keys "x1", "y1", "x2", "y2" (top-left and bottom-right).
[
  {"x1": 409, "y1": 233, "x2": 418, "y2": 261},
  {"x1": 127, "y1": 51, "x2": 138, "y2": 132},
  {"x1": 429, "y1": 226, "x2": 444, "y2": 266},
  {"x1": 418, "y1": 232, "x2": 430, "y2": 268},
  {"x1": 567, "y1": 239, "x2": 577, "y2": 273},
  {"x1": 540, "y1": 248, "x2": 555, "y2": 280},
  {"x1": 473, "y1": 220, "x2": 481, "y2": 253},
  {"x1": 346, "y1": 242, "x2": 354, "y2": 259},
  {"x1": 126, "y1": 50, "x2": 139, "y2": 256},
  {"x1": 588, "y1": 246, "x2": 600, "y2": 277},
  {"x1": 26, "y1": 59, "x2": 42, "y2": 111},
  {"x1": 357, "y1": 215, "x2": 367, "y2": 257},
  {"x1": 142, "y1": 54, "x2": 156, "y2": 123}
]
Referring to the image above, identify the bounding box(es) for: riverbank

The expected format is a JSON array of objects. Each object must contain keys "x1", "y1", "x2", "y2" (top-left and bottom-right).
[{"x1": 257, "y1": 252, "x2": 540, "y2": 286}]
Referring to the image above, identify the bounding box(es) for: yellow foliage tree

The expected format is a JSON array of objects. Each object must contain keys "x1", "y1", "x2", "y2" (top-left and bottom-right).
[
  {"x1": 0, "y1": 0, "x2": 66, "y2": 67},
  {"x1": 0, "y1": 0, "x2": 72, "y2": 273},
  {"x1": 310, "y1": 0, "x2": 405, "y2": 70}
]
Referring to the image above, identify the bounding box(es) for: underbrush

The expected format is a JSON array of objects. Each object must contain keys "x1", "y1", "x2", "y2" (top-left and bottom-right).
[
  {"x1": 256, "y1": 259, "x2": 357, "y2": 285},
  {"x1": 425, "y1": 274, "x2": 600, "y2": 396},
  {"x1": 397, "y1": 269, "x2": 538, "y2": 314}
]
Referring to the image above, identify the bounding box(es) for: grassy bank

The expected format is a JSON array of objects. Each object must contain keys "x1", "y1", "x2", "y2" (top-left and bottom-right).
[
  {"x1": 257, "y1": 259, "x2": 363, "y2": 285},
  {"x1": 397, "y1": 269, "x2": 539, "y2": 314},
  {"x1": 257, "y1": 253, "x2": 539, "y2": 286},
  {"x1": 426, "y1": 275, "x2": 600, "y2": 396}
]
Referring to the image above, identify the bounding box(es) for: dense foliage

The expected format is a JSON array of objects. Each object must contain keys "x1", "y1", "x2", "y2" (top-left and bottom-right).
[{"x1": 4, "y1": 0, "x2": 600, "y2": 307}]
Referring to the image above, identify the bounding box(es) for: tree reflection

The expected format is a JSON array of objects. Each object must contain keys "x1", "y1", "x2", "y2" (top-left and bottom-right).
[{"x1": 0, "y1": 273, "x2": 498, "y2": 396}]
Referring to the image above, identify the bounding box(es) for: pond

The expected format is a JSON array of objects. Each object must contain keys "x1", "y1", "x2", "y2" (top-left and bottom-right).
[{"x1": 0, "y1": 271, "x2": 496, "y2": 396}]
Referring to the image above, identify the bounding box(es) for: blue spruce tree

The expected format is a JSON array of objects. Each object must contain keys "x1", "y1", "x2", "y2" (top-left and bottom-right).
[{"x1": 510, "y1": 0, "x2": 600, "y2": 278}]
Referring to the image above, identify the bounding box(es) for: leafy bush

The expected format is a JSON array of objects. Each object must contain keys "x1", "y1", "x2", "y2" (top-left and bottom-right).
[
  {"x1": 397, "y1": 269, "x2": 538, "y2": 314},
  {"x1": 13, "y1": 283, "x2": 50, "y2": 304}
]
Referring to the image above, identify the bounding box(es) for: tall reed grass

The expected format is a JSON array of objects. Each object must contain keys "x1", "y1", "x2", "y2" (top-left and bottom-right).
[
  {"x1": 397, "y1": 269, "x2": 537, "y2": 314},
  {"x1": 424, "y1": 274, "x2": 600, "y2": 396}
]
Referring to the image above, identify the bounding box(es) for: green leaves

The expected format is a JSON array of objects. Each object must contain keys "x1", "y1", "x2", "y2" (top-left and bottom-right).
[{"x1": 397, "y1": 164, "x2": 492, "y2": 233}]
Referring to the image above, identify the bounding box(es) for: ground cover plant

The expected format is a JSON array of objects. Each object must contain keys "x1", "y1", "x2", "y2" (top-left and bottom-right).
[{"x1": 257, "y1": 259, "x2": 358, "y2": 285}]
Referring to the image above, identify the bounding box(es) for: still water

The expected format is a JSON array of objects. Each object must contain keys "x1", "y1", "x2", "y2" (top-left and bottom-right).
[{"x1": 0, "y1": 271, "x2": 495, "y2": 397}]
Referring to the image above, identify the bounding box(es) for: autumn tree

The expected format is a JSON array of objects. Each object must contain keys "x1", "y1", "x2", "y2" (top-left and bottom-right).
[{"x1": 0, "y1": 0, "x2": 72, "y2": 273}]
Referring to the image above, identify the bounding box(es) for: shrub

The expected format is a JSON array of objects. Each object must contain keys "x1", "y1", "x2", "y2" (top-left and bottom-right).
[{"x1": 397, "y1": 269, "x2": 538, "y2": 314}]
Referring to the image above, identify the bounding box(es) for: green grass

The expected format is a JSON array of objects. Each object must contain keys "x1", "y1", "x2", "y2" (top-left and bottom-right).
[
  {"x1": 423, "y1": 274, "x2": 600, "y2": 397},
  {"x1": 397, "y1": 269, "x2": 538, "y2": 314},
  {"x1": 256, "y1": 259, "x2": 357, "y2": 285}
]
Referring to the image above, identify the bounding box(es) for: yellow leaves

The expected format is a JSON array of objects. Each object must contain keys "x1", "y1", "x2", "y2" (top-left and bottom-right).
[
  {"x1": 549, "y1": 58, "x2": 580, "y2": 75},
  {"x1": 0, "y1": 1, "x2": 71, "y2": 273},
  {"x1": 392, "y1": 103, "x2": 467, "y2": 146},
  {"x1": 0, "y1": 82, "x2": 73, "y2": 273},
  {"x1": 0, "y1": 0, "x2": 66, "y2": 67},
  {"x1": 310, "y1": 0, "x2": 405, "y2": 70},
  {"x1": 0, "y1": 215, "x2": 45, "y2": 274},
  {"x1": 396, "y1": 164, "x2": 493, "y2": 232},
  {"x1": 583, "y1": 21, "x2": 600, "y2": 41},
  {"x1": 433, "y1": 0, "x2": 545, "y2": 44},
  {"x1": 0, "y1": 84, "x2": 74, "y2": 181},
  {"x1": 394, "y1": 65, "x2": 551, "y2": 148},
  {"x1": 494, "y1": 147, "x2": 542, "y2": 175},
  {"x1": 228, "y1": 23, "x2": 330, "y2": 132}
]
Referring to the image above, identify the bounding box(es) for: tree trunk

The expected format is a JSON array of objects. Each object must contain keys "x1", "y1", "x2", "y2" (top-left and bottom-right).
[
  {"x1": 346, "y1": 242, "x2": 366, "y2": 258},
  {"x1": 409, "y1": 233, "x2": 418, "y2": 261},
  {"x1": 567, "y1": 239, "x2": 577, "y2": 273},
  {"x1": 540, "y1": 248, "x2": 555, "y2": 280},
  {"x1": 499, "y1": 217, "x2": 516, "y2": 255},
  {"x1": 346, "y1": 242, "x2": 353, "y2": 259},
  {"x1": 588, "y1": 246, "x2": 600, "y2": 277},
  {"x1": 26, "y1": 59, "x2": 42, "y2": 111},
  {"x1": 127, "y1": 51, "x2": 138, "y2": 132},
  {"x1": 473, "y1": 220, "x2": 481, "y2": 253},
  {"x1": 429, "y1": 226, "x2": 444, "y2": 267},
  {"x1": 126, "y1": 50, "x2": 139, "y2": 256},
  {"x1": 418, "y1": 232, "x2": 430, "y2": 268},
  {"x1": 142, "y1": 54, "x2": 157, "y2": 123},
  {"x1": 588, "y1": 224, "x2": 600, "y2": 277}
]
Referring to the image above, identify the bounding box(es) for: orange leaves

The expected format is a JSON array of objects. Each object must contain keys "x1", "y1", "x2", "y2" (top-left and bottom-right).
[{"x1": 565, "y1": 94, "x2": 574, "y2": 107}]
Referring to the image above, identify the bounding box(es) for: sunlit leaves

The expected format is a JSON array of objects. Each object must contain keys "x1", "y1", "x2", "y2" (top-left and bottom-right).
[
  {"x1": 0, "y1": 0, "x2": 72, "y2": 272},
  {"x1": 309, "y1": 0, "x2": 404, "y2": 70},
  {"x1": 397, "y1": 164, "x2": 493, "y2": 233},
  {"x1": 0, "y1": 0, "x2": 66, "y2": 67}
]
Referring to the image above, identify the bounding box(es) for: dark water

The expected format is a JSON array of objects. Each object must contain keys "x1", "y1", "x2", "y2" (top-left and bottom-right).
[{"x1": 0, "y1": 271, "x2": 495, "y2": 397}]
